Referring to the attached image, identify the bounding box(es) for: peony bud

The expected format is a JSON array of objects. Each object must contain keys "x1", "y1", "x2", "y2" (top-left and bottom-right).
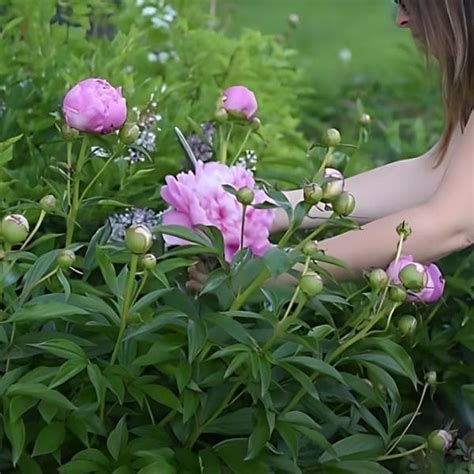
[
  {"x1": 40, "y1": 194, "x2": 57, "y2": 213},
  {"x1": 139, "y1": 253, "x2": 157, "y2": 271},
  {"x1": 398, "y1": 315, "x2": 417, "y2": 336},
  {"x1": 368, "y1": 268, "x2": 389, "y2": 291},
  {"x1": 1, "y1": 214, "x2": 29, "y2": 245},
  {"x1": 119, "y1": 122, "x2": 140, "y2": 145},
  {"x1": 299, "y1": 274, "x2": 324, "y2": 298},
  {"x1": 427, "y1": 430, "x2": 454, "y2": 453},
  {"x1": 399, "y1": 263, "x2": 428, "y2": 292},
  {"x1": 303, "y1": 183, "x2": 323, "y2": 205},
  {"x1": 63, "y1": 78, "x2": 127, "y2": 135},
  {"x1": 125, "y1": 224, "x2": 153, "y2": 254},
  {"x1": 322, "y1": 168, "x2": 344, "y2": 202},
  {"x1": 325, "y1": 128, "x2": 341, "y2": 147},
  {"x1": 222, "y1": 86, "x2": 258, "y2": 121},
  {"x1": 301, "y1": 241, "x2": 319, "y2": 258},
  {"x1": 236, "y1": 187, "x2": 255, "y2": 206},
  {"x1": 389, "y1": 286, "x2": 407, "y2": 304},
  {"x1": 288, "y1": 13, "x2": 300, "y2": 27},
  {"x1": 214, "y1": 108, "x2": 228, "y2": 123},
  {"x1": 358, "y1": 113, "x2": 371, "y2": 127},
  {"x1": 57, "y1": 249, "x2": 76, "y2": 269},
  {"x1": 250, "y1": 117, "x2": 261, "y2": 131},
  {"x1": 424, "y1": 370, "x2": 437, "y2": 386},
  {"x1": 396, "y1": 221, "x2": 412, "y2": 240},
  {"x1": 61, "y1": 123, "x2": 80, "y2": 141},
  {"x1": 327, "y1": 151, "x2": 349, "y2": 173},
  {"x1": 332, "y1": 192, "x2": 355, "y2": 216}
]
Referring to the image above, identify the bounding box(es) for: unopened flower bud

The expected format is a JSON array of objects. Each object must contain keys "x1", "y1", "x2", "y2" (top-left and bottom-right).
[
  {"x1": 125, "y1": 224, "x2": 153, "y2": 254},
  {"x1": 425, "y1": 371, "x2": 437, "y2": 386},
  {"x1": 299, "y1": 273, "x2": 324, "y2": 298},
  {"x1": 332, "y1": 191, "x2": 355, "y2": 216},
  {"x1": 140, "y1": 253, "x2": 157, "y2": 271},
  {"x1": 396, "y1": 221, "x2": 412, "y2": 240},
  {"x1": 398, "y1": 315, "x2": 417, "y2": 336},
  {"x1": 399, "y1": 263, "x2": 428, "y2": 292},
  {"x1": 250, "y1": 117, "x2": 261, "y2": 131},
  {"x1": 389, "y1": 286, "x2": 407, "y2": 304},
  {"x1": 1, "y1": 214, "x2": 29, "y2": 245},
  {"x1": 119, "y1": 122, "x2": 140, "y2": 145},
  {"x1": 288, "y1": 13, "x2": 300, "y2": 27},
  {"x1": 236, "y1": 187, "x2": 254, "y2": 206},
  {"x1": 61, "y1": 123, "x2": 80, "y2": 141},
  {"x1": 40, "y1": 194, "x2": 57, "y2": 213},
  {"x1": 427, "y1": 430, "x2": 454, "y2": 453},
  {"x1": 325, "y1": 128, "x2": 341, "y2": 147},
  {"x1": 214, "y1": 108, "x2": 228, "y2": 123},
  {"x1": 358, "y1": 113, "x2": 371, "y2": 127},
  {"x1": 322, "y1": 168, "x2": 344, "y2": 202},
  {"x1": 301, "y1": 241, "x2": 318, "y2": 257},
  {"x1": 368, "y1": 268, "x2": 389, "y2": 291},
  {"x1": 303, "y1": 183, "x2": 323, "y2": 205},
  {"x1": 327, "y1": 151, "x2": 349, "y2": 173},
  {"x1": 57, "y1": 249, "x2": 76, "y2": 269}
]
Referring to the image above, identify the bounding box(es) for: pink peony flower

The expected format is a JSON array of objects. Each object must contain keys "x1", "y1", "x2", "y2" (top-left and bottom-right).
[
  {"x1": 160, "y1": 161, "x2": 275, "y2": 262},
  {"x1": 386, "y1": 255, "x2": 445, "y2": 303},
  {"x1": 63, "y1": 78, "x2": 127, "y2": 134},
  {"x1": 222, "y1": 86, "x2": 258, "y2": 120}
]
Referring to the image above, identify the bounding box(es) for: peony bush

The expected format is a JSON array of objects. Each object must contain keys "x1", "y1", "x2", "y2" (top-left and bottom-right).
[{"x1": 0, "y1": 1, "x2": 472, "y2": 473}]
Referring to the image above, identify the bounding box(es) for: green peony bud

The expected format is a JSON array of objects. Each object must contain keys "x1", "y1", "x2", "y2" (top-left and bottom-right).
[
  {"x1": 288, "y1": 13, "x2": 300, "y2": 27},
  {"x1": 119, "y1": 122, "x2": 140, "y2": 145},
  {"x1": 424, "y1": 370, "x2": 437, "y2": 386},
  {"x1": 398, "y1": 315, "x2": 417, "y2": 336},
  {"x1": 332, "y1": 191, "x2": 355, "y2": 216},
  {"x1": 125, "y1": 224, "x2": 153, "y2": 254},
  {"x1": 140, "y1": 253, "x2": 157, "y2": 271},
  {"x1": 40, "y1": 194, "x2": 57, "y2": 213},
  {"x1": 427, "y1": 430, "x2": 453, "y2": 453},
  {"x1": 214, "y1": 108, "x2": 228, "y2": 123},
  {"x1": 57, "y1": 249, "x2": 76, "y2": 269},
  {"x1": 399, "y1": 263, "x2": 427, "y2": 292},
  {"x1": 327, "y1": 151, "x2": 349, "y2": 173},
  {"x1": 358, "y1": 113, "x2": 371, "y2": 127},
  {"x1": 389, "y1": 286, "x2": 407, "y2": 304},
  {"x1": 325, "y1": 128, "x2": 342, "y2": 147},
  {"x1": 61, "y1": 123, "x2": 80, "y2": 141},
  {"x1": 396, "y1": 221, "x2": 412, "y2": 240},
  {"x1": 250, "y1": 117, "x2": 261, "y2": 131},
  {"x1": 1, "y1": 214, "x2": 30, "y2": 245},
  {"x1": 303, "y1": 183, "x2": 323, "y2": 205},
  {"x1": 368, "y1": 268, "x2": 389, "y2": 291},
  {"x1": 299, "y1": 273, "x2": 324, "y2": 298},
  {"x1": 301, "y1": 241, "x2": 319, "y2": 258},
  {"x1": 236, "y1": 187, "x2": 255, "y2": 206}
]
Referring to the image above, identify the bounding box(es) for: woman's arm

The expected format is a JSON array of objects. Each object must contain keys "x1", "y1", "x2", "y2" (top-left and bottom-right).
[
  {"x1": 271, "y1": 144, "x2": 446, "y2": 233},
  {"x1": 317, "y1": 116, "x2": 474, "y2": 282}
]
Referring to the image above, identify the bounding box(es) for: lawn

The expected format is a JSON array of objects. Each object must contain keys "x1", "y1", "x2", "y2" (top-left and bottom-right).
[{"x1": 220, "y1": 0, "x2": 417, "y2": 90}]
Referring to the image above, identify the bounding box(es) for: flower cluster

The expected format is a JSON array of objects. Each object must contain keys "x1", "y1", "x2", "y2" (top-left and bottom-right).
[
  {"x1": 237, "y1": 149, "x2": 258, "y2": 173},
  {"x1": 138, "y1": 0, "x2": 177, "y2": 29},
  {"x1": 160, "y1": 161, "x2": 275, "y2": 261},
  {"x1": 386, "y1": 255, "x2": 445, "y2": 303},
  {"x1": 107, "y1": 208, "x2": 162, "y2": 242},
  {"x1": 187, "y1": 122, "x2": 215, "y2": 162}
]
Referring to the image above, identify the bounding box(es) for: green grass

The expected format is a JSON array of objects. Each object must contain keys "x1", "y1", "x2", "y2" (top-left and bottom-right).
[{"x1": 220, "y1": 0, "x2": 417, "y2": 90}]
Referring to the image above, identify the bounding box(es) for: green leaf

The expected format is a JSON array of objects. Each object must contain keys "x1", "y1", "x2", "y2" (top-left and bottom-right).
[
  {"x1": 32, "y1": 422, "x2": 65, "y2": 456},
  {"x1": 9, "y1": 396, "x2": 37, "y2": 422},
  {"x1": 205, "y1": 408, "x2": 254, "y2": 435},
  {"x1": 155, "y1": 225, "x2": 212, "y2": 247},
  {"x1": 199, "y1": 450, "x2": 222, "y2": 474},
  {"x1": 187, "y1": 318, "x2": 208, "y2": 363},
  {"x1": 200, "y1": 269, "x2": 228, "y2": 296},
  {"x1": 9, "y1": 302, "x2": 89, "y2": 323},
  {"x1": 49, "y1": 359, "x2": 87, "y2": 389},
  {"x1": 5, "y1": 415, "x2": 25, "y2": 466},
  {"x1": 141, "y1": 384, "x2": 182, "y2": 411},
  {"x1": 262, "y1": 248, "x2": 294, "y2": 277},
  {"x1": 293, "y1": 425, "x2": 336, "y2": 456},
  {"x1": 279, "y1": 356, "x2": 346, "y2": 385},
  {"x1": 138, "y1": 461, "x2": 176, "y2": 474},
  {"x1": 0, "y1": 367, "x2": 26, "y2": 396},
  {"x1": 319, "y1": 434, "x2": 385, "y2": 463},
  {"x1": 131, "y1": 288, "x2": 171, "y2": 313},
  {"x1": 57, "y1": 269, "x2": 71, "y2": 300},
  {"x1": 0, "y1": 134, "x2": 22, "y2": 166},
  {"x1": 318, "y1": 460, "x2": 390, "y2": 473},
  {"x1": 107, "y1": 416, "x2": 128, "y2": 461},
  {"x1": 308, "y1": 324, "x2": 335, "y2": 340},
  {"x1": 123, "y1": 310, "x2": 186, "y2": 341},
  {"x1": 205, "y1": 313, "x2": 253, "y2": 345},
  {"x1": 87, "y1": 363, "x2": 106, "y2": 408},
  {"x1": 96, "y1": 246, "x2": 119, "y2": 296},
  {"x1": 38, "y1": 400, "x2": 59, "y2": 424},
  {"x1": 30, "y1": 338, "x2": 87, "y2": 360},
  {"x1": 6, "y1": 383, "x2": 76, "y2": 410}
]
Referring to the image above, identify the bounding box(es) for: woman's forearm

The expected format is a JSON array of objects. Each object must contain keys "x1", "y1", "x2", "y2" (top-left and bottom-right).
[{"x1": 271, "y1": 149, "x2": 445, "y2": 233}]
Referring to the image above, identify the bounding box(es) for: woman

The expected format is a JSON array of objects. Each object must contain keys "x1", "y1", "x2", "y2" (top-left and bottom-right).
[{"x1": 188, "y1": 0, "x2": 473, "y2": 289}]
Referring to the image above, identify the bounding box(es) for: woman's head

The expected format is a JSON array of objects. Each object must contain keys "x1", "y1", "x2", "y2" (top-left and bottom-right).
[{"x1": 395, "y1": 0, "x2": 473, "y2": 164}]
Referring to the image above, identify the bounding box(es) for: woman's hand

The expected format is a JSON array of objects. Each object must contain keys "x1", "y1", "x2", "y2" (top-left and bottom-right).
[{"x1": 186, "y1": 259, "x2": 210, "y2": 293}]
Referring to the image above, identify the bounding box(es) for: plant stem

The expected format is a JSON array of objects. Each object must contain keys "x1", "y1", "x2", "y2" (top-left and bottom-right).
[
  {"x1": 230, "y1": 127, "x2": 252, "y2": 166},
  {"x1": 66, "y1": 141, "x2": 73, "y2": 208},
  {"x1": 384, "y1": 383, "x2": 429, "y2": 456},
  {"x1": 294, "y1": 222, "x2": 330, "y2": 252},
  {"x1": 277, "y1": 223, "x2": 295, "y2": 249},
  {"x1": 377, "y1": 442, "x2": 427, "y2": 461},
  {"x1": 79, "y1": 152, "x2": 116, "y2": 203},
  {"x1": 65, "y1": 136, "x2": 89, "y2": 246},
  {"x1": 20, "y1": 210, "x2": 46, "y2": 250},
  {"x1": 109, "y1": 253, "x2": 139, "y2": 365},
  {"x1": 240, "y1": 204, "x2": 247, "y2": 252},
  {"x1": 316, "y1": 146, "x2": 334, "y2": 176},
  {"x1": 229, "y1": 268, "x2": 271, "y2": 311}
]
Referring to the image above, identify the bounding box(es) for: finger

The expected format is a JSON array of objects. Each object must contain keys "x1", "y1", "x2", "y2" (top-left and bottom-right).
[{"x1": 186, "y1": 280, "x2": 203, "y2": 293}]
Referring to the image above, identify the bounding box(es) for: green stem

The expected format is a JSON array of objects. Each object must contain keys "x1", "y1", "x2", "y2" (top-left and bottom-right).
[
  {"x1": 229, "y1": 268, "x2": 271, "y2": 311},
  {"x1": 377, "y1": 442, "x2": 427, "y2": 461},
  {"x1": 230, "y1": 127, "x2": 252, "y2": 166},
  {"x1": 20, "y1": 210, "x2": 46, "y2": 251},
  {"x1": 316, "y1": 146, "x2": 334, "y2": 176},
  {"x1": 294, "y1": 222, "x2": 330, "y2": 252},
  {"x1": 5, "y1": 322, "x2": 16, "y2": 372},
  {"x1": 218, "y1": 124, "x2": 233, "y2": 164},
  {"x1": 109, "y1": 253, "x2": 139, "y2": 365},
  {"x1": 384, "y1": 383, "x2": 429, "y2": 456},
  {"x1": 159, "y1": 409, "x2": 177, "y2": 428},
  {"x1": 240, "y1": 205, "x2": 247, "y2": 253},
  {"x1": 65, "y1": 136, "x2": 89, "y2": 246},
  {"x1": 277, "y1": 223, "x2": 295, "y2": 249},
  {"x1": 79, "y1": 152, "x2": 116, "y2": 203},
  {"x1": 66, "y1": 141, "x2": 73, "y2": 208}
]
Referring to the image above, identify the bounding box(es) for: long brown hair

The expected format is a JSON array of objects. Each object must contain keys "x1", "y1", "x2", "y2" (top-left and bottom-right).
[{"x1": 400, "y1": 0, "x2": 473, "y2": 166}]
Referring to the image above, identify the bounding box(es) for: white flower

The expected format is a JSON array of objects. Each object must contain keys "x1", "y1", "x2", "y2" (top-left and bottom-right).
[
  {"x1": 142, "y1": 6, "x2": 157, "y2": 16},
  {"x1": 339, "y1": 48, "x2": 352, "y2": 62}
]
